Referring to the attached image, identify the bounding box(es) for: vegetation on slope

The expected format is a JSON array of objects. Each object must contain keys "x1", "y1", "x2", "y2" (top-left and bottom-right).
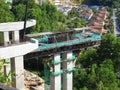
[
  {"x1": 74, "y1": 34, "x2": 120, "y2": 90},
  {"x1": 11, "y1": 0, "x2": 87, "y2": 34}
]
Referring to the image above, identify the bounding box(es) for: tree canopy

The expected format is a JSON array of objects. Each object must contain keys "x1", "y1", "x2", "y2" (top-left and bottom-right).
[
  {"x1": 0, "y1": 0, "x2": 14, "y2": 23},
  {"x1": 74, "y1": 34, "x2": 120, "y2": 90}
]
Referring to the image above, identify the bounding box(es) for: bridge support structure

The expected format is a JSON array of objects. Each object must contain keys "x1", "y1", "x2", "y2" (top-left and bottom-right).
[
  {"x1": 2, "y1": 30, "x2": 25, "y2": 90},
  {"x1": 11, "y1": 30, "x2": 24, "y2": 90},
  {"x1": 50, "y1": 53, "x2": 62, "y2": 90},
  {"x1": 0, "y1": 20, "x2": 37, "y2": 90},
  {"x1": 62, "y1": 51, "x2": 75, "y2": 90},
  {"x1": 44, "y1": 51, "x2": 76, "y2": 90},
  {"x1": 11, "y1": 56, "x2": 24, "y2": 89},
  {"x1": 2, "y1": 32, "x2": 11, "y2": 75}
]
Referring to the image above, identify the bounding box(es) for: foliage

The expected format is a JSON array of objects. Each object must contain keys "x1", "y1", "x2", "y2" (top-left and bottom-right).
[
  {"x1": 12, "y1": 4, "x2": 25, "y2": 21},
  {"x1": 0, "y1": 0, "x2": 88, "y2": 34},
  {"x1": 0, "y1": 0, "x2": 14, "y2": 23},
  {"x1": 92, "y1": 8, "x2": 97, "y2": 14},
  {"x1": 67, "y1": 18, "x2": 88, "y2": 28},
  {"x1": 68, "y1": 7, "x2": 79, "y2": 19},
  {"x1": 11, "y1": 1, "x2": 67, "y2": 33},
  {"x1": 0, "y1": 60, "x2": 13, "y2": 85},
  {"x1": 74, "y1": 34, "x2": 120, "y2": 90}
]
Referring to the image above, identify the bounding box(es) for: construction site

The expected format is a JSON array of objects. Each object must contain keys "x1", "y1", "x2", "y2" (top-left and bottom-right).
[
  {"x1": 0, "y1": 18, "x2": 101, "y2": 90},
  {"x1": 0, "y1": 1, "x2": 109, "y2": 90}
]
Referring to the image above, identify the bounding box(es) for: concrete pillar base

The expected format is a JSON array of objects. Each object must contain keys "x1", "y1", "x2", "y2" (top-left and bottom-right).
[
  {"x1": 4, "y1": 58, "x2": 11, "y2": 75},
  {"x1": 50, "y1": 53, "x2": 61, "y2": 90},
  {"x1": 62, "y1": 51, "x2": 73, "y2": 90},
  {"x1": 11, "y1": 56, "x2": 24, "y2": 90}
]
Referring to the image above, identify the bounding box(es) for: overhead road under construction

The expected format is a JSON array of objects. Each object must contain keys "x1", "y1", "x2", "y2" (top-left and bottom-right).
[
  {"x1": 25, "y1": 27, "x2": 101, "y2": 58},
  {"x1": 25, "y1": 27, "x2": 91, "y2": 38},
  {"x1": 24, "y1": 27, "x2": 101, "y2": 90}
]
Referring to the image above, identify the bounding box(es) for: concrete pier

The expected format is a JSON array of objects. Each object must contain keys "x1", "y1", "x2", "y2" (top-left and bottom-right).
[
  {"x1": 12, "y1": 31, "x2": 19, "y2": 43},
  {"x1": 11, "y1": 56, "x2": 24, "y2": 90},
  {"x1": 10, "y1": 30, "x2": 24, "y2": 90},
  {"x1": 2, "y1": 32, "x2": 11, "y2": 75},
  {"x1": 62, "y1": 51, "x2": 73, "y2": 90},
  {"x1": 50, "y1": 53, "x2": 61, "y2": 90}
]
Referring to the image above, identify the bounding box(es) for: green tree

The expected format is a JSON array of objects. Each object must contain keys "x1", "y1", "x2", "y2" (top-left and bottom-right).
[
  {"x1": 0, "y1": 60, "x2": 13, "y2": 85},
  {"x1": 0, "y1": 0, "x2": 14, "y2": 22},
  {"x1": 67, "y1": 18, "x2": 88, "y2": 28},
  {"x1": 74, "y1": 34, "x2": 120, "y2": 89},
  {"x1": 77, "y1": 48, "x2": 97, "y2": 68},
  {"x1": 12, "y1": 1, "x2": 67, "y2": 33},
  {"x1": 97, "y1": 59, "x2": 118, "y2": 89},
  {"x1": 97, "y1": 34, "x2": 120, "y2": 60},
  {"x1": 97, "y1": 81, "x2": 104, "y2": 90},
  {"x1": 68, "y1": 7, "x2": 79, "y2": 19},
  {"x1": 12, "y1": 4, "x2": 25, "y2": 21}
]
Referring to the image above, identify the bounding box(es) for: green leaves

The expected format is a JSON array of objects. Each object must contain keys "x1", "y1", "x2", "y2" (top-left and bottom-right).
[
  {"x1": 12, "y1": 4, "x2": 25, "y2": 21},
  {"x1": 0, "y1": 60, "x2": 13, "y2": 85},
  {"x1": 74, "y1": 34, "x2": 120, "y2": 89},
  {"x1": 0, "y1": 0, "x2": 14, "y2": 23}
]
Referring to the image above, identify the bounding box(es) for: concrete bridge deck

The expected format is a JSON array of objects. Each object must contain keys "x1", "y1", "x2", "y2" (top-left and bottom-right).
[{"x1": 25, "y1": 29, "x2": 101, "y2": 57}]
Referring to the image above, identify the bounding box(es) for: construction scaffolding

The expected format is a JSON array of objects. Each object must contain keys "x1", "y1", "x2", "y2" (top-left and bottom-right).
[
  {"x1": 37, "y1": 33, "x2": 101, "y2": 51},
  {"x1": 24, "y1": 29, "x2": 101, "y2": 90},
  {"x1": 44, "y1": 64, "x2": 50, "y2": 90}
]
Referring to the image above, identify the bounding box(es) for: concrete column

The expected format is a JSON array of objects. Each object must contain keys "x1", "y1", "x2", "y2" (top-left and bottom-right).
[
  {"x1": 62, "y1": 51, "x2": 73, "y2": 90},
  {"x1": 82, "y1": 29, "x2": 85, "y2": 33},
  {"x1": 2, "y1": 32, "x2": 10, "y2": 46},
  {"x1": 12, "y1": 31, "x2": 19, "y2": 43},
  {"x1": 11, "y1": 31, "x2": 24, "y2": 90},
  {"x1": 50, "y1": 53, "x2": 61, "y2": 90},
  {"x1": 4, "y1": 58, "x2": 11, "y2": 75},
  {"x1": 11, "y1": 56, "x2": 24, "y2": 90},
  {"x1": 2, "y1": 32, "x2": 11, "y2": 76}
]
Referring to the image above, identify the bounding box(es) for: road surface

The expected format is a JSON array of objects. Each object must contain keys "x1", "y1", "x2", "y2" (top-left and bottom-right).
[{"x1": 113, "y1": 9, "x2": 120, "y2": 37}]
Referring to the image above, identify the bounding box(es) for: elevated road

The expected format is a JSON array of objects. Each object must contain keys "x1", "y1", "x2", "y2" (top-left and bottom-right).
[
  {"x1": 25, "y1": 27, "x2": 91, "y2": 38},
  {"x1": 25, "y1": 29, "x2": 101, "y2": 58}
]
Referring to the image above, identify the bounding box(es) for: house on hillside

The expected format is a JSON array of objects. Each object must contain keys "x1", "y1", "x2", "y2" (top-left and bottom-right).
[
  {"x1": 79, "y1": 7, "x2": 93, "y2": 20},
  {"x1": 88, "y1": 7, "x2": 108, "y2": 34},
  {"x1": 88, "y1": 21, "x2": 107, "y2": 34}
]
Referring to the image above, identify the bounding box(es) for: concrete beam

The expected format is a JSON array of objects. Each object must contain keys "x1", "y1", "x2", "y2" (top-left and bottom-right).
[
  {"x1": 62, "y1": 51, "x2": 73, "y2": 90},
  {"x1": 0, "y1": 39, "x2": 38, "y2": 59},
  {"x1": 11, "y1": 56, "x2": 24, "y2": 90},
  {"x1": 0, "y1": 19, "x2": 36, "y2": 32},
  {"x1": 50, "y1": 53, "x2": 61, "y2": 90}
]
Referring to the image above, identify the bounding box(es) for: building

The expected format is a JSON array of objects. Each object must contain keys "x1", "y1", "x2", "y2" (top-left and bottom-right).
[
  {"x1": 88, "y1": 7, "x2": 108, "y2": 34},
  {"x1": 80, "y1": 7, "x2": 93, "y2": 20}
]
